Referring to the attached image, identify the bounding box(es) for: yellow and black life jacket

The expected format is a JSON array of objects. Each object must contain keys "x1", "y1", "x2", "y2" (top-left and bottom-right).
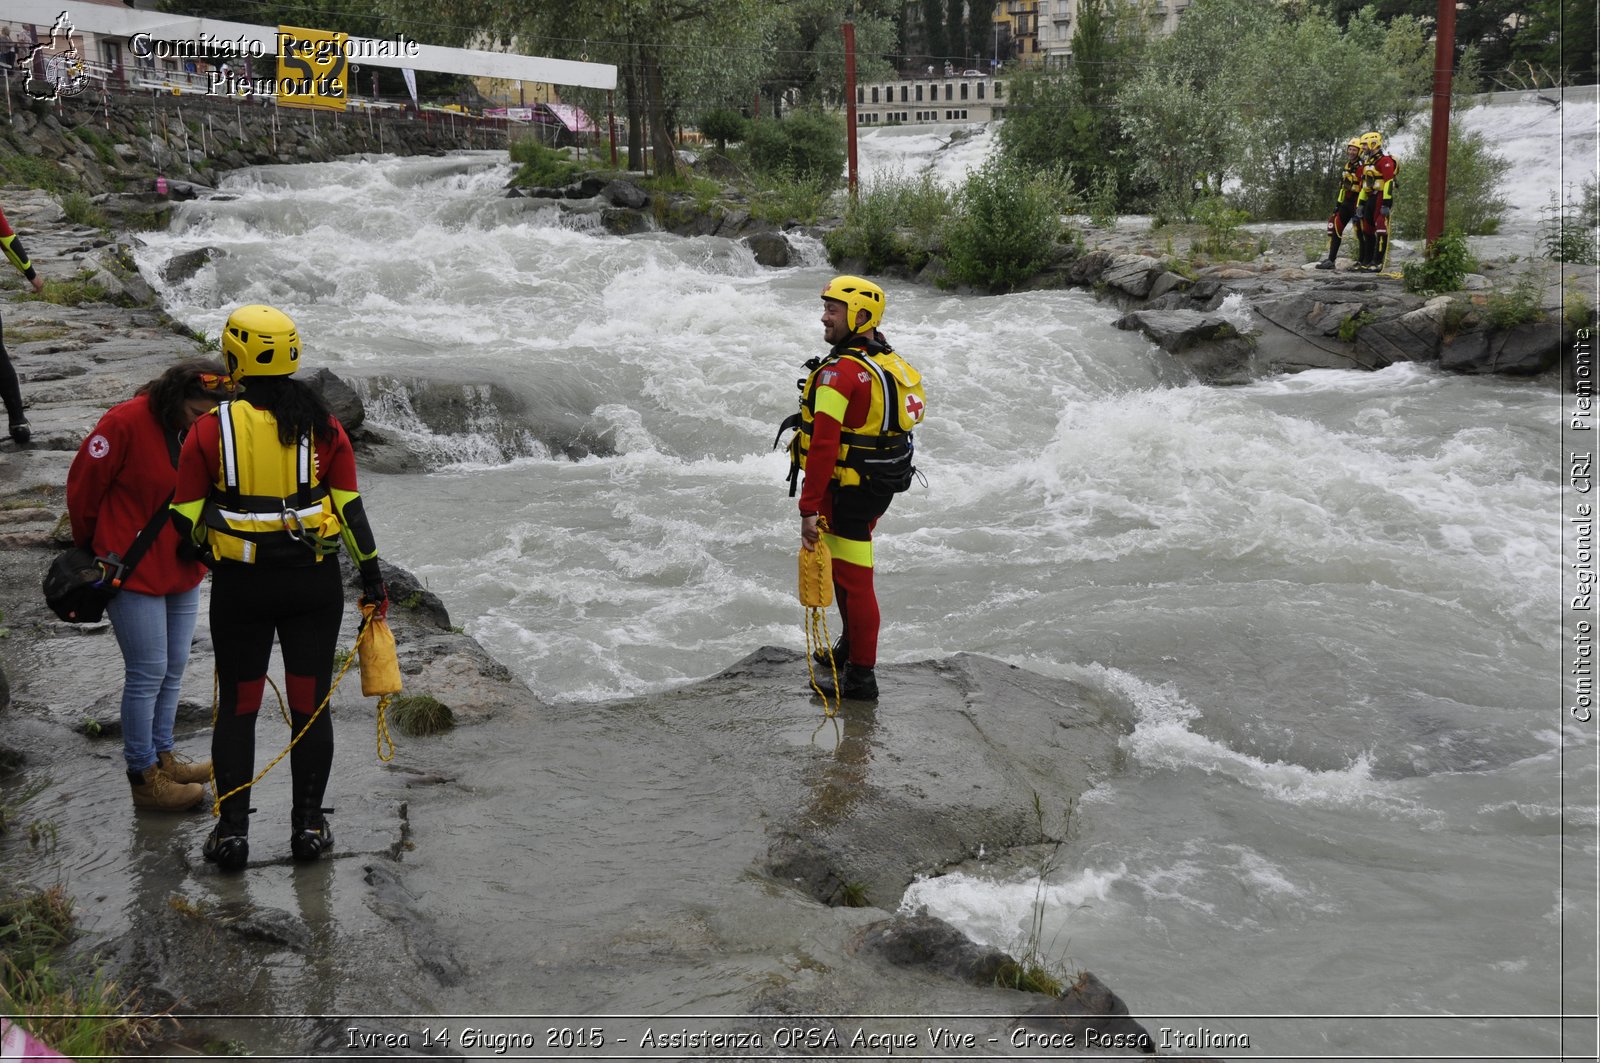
[
  {"x1": 200, "y1": 400, "x2": 341, "y2": 564},
  {"x1": 775, "y1": 337, "x2": 926, "y2": 497}
]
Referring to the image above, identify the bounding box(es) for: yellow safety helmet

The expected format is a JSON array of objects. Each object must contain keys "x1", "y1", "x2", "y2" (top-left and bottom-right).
[
  {"x1": 1359, "y1": 131, "x2": 1384, "y2": 154},
  {"x1": 821, "y1": 274, "x2": 885, "y2": 333},
  {"x1": 222, "y1": 304, "x2": 301, "y2": 379},
  {"x1": 1346, "y1": 136, "x2": 1364, "y2": 151}
]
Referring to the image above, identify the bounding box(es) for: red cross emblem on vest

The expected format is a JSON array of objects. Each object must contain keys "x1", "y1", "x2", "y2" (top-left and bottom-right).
[{"x1": 905, "y1": 393, "x2": 924, "y2": 420}]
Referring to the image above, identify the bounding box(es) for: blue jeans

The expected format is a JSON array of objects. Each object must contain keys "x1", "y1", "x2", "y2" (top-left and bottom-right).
[{"x1": 106, "y1": 585, "x2": 201, "y2": 773}]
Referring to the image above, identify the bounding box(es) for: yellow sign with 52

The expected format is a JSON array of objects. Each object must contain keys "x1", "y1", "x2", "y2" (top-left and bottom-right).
[{"x1": 276, "y1": 25, "x2": 348, "y2": 111}]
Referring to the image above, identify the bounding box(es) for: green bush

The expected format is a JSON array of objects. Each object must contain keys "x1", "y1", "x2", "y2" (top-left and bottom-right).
[
  {"x1": 942, "y1": 157, "x2": 1063, "y2": 293},
  {"x1": 1193, "y1": 195, "x2": 1251, "y2": 256},
  {"x1": 1394, "y1": 121, "x2": 1510, "y2": 239},
  {"x1": 1088, "y1": 167, "x2": 1119, "y2": 228},
  {"x1": 696, "y1": 108, "x2": 747, "y2": 152},
  {"x1": 745, "y1": 109, "x2": 845, "y2": 185},
  {"x1": 59, "y1": 191, "x2": 108, "y2": 230},
  {"x1": 0, "y1": 152, "x2": 66, "y2": 192},
  {"x1": 1483, "y1": 272, "x2": 1545, "y2": 329},
  {"x1": 508, "y1": 137, "x2": 581, "y2": 188},
  {"x1": 1401, "y1": 229, "x2": 1477, "y2": 294},
  {"x1": 747, "y1": 170, "x2": 833, "y2": 226},
  {"x1": 1538, "y1": 184, "x2": 1599, "y2": 265},
  {"x1": 823, "y1": 170, "x2": 953, "y2": 273}
]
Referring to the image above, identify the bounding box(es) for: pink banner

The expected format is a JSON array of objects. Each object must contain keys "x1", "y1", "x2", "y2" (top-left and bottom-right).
[{"x1": 1, "y1": 1018, "x2": 74, "y2": 1061}]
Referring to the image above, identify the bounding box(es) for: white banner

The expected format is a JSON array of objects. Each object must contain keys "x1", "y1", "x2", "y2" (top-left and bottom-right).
[{"x1": 401, "y1": 67, "x2": 418, "y2": 109}]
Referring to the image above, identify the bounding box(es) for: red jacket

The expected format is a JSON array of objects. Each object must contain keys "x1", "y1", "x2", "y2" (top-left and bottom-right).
[{"x1": 68, "y1": 395, "x2": 207, "y2": 596}]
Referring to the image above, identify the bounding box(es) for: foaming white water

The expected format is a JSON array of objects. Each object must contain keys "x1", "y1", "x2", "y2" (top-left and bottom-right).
[
  {"x1": 901, "y1": 866, "x2": 1126, "y2": 956},
  {"x1": 131, "y1": 152, "x2": 1577, "y2": 1052}
]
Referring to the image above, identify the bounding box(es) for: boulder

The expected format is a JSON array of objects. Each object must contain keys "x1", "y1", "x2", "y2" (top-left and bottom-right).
[
  {"x1": 565, "y1": 175, "x2": 608, "y2": 199},
  {"x1": 601, "y1": 179, "x2": 648, "y2": 209},
  {"x1": 1100, "y1": 254, "x2": 1166, "y2": 299},
  {"x1": 160, "y1": 246, "x2": 219, "y2": 286},
  {"x1": 303, "y1": 368, "x2": 364, "y2": 432},
  {"x1": 743, "y1": 231, "x2": 791, "y2": 268},
  {"x1": 1146, "y1": 269, "x2": 1189, "y2": 301},
  {"x1": 1013, "y1": 970, "x2": 1158, "y2": 1056},
  {"x1": 600, "y1": 208, "x2": 651, "y2": 236},
  {"x1": 851, "y1": 912, "x2": 1013, "y2": 986},
  {"x1": 1440, "y1": 320, "x2": 1562, "y2": 375},
  {"x1": 1114, "y1": 309, "x2": 1239, "y2": 354},
  {"x1": 1356, "y1": 303, "x2": 1447, "y2": 366}
]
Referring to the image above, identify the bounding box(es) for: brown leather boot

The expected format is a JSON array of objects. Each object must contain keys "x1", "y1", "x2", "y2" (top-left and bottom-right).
[
  {"x1": 157, "y1": 749, "x2": 213, "y2": 785},
  {"x1": 128, "y1": 765, "x2": 204, "y2": 812}
]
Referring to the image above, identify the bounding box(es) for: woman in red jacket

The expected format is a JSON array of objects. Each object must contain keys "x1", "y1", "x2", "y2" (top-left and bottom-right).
[{"x1": 68, "y1": 360, "x2": 233, "y2": 811}]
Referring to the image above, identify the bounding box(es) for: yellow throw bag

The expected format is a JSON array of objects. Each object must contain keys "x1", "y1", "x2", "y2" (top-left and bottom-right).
[
  {"x1": 358, "y1": 606, "x2": 403, "y2": 697},
  {"x1": 798, "y1": 539, "x2": 833, "y2": 607}
]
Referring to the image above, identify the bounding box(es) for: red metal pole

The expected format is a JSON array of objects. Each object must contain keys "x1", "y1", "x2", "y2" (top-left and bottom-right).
[
  {"x1": 843, "y1": 20, "x2": 858, "y2": 201},
  {"x1": 1423, "y1": 0, "x2": 1456, "y2": 249}
]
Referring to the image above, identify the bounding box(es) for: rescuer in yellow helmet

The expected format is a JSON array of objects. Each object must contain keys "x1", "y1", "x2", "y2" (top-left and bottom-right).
[
  {"x1": 1315, "y1": 136, "x2": 1368, "y2": 271},
  {"x1": 170, "y1": 304, "x2": 388, "y2": 871},
  {"x1": 775, "y1": 276, "x2": 927, "y2": 701},
  {"x1": 1353, "y1": 133, "x2": 1398, "y2": 273}
]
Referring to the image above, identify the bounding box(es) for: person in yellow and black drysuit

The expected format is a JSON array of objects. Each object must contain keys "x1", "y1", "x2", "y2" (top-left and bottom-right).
[
  {"x1": 776, "y1": 275, "x2": 925, "y2": 702},
  {"x1": 170, "y1": 304, "x2": 386, "y2": 872},
  {"x1": 1314, "y1": 137, "x2": 1367, "y2": 270},
  {"x1": 1, "y1": 201, "x2": 46, "y2": 443},
  {"x1": 1353, "y1": 131, "x2": 1397, "y2": 273}
]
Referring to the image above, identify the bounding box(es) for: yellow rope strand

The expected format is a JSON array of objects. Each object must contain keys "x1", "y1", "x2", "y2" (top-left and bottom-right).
[
  {"x1": 374, "y1": 693, "x2": 395, "y2": 762},
  {"x1": 804, "y1": 606, "x2": 840, "y2": 718}
]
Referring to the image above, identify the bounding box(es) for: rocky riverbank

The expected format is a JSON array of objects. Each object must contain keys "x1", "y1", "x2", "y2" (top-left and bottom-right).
[
  {"x1": 516, "y1": 157, "x2": 1582, "y2": 385},
  {"x1": 0, "y1": 185, "x2": 1239, "y2": 1058}
]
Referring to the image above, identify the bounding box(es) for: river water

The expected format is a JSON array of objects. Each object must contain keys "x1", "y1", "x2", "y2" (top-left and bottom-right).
[{"x1": 129, "y1": 114, "x2": 1591, "y2": 1059}]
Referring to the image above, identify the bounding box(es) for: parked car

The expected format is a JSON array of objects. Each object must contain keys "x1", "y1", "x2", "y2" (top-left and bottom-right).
[{"x1": 960, "y1": 69, "x2": 987, "y2": 77}]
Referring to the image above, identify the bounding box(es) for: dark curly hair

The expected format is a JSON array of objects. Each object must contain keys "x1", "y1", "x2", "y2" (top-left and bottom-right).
[
  {"x1": 231, "y1": 374, "x2": 336, "y2": 446},
  {"x1": 138, "y1": 359, "x2": 233, "y2": 434}
]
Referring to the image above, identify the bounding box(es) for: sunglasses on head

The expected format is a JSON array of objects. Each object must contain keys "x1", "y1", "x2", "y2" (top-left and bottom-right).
[{"x1": 197, "y1": 371, "x2": 238, "y2": 392}]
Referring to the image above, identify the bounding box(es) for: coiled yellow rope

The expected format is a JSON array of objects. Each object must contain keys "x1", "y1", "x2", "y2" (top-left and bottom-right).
[{"x1": 800, "y1": 519, "x2": 840, "y2": 719}]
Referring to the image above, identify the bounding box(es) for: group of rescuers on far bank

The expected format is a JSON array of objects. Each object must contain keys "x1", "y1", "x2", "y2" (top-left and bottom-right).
[
  {"x1": 1316, "y1": 129, "x2": 1398, "y2": 273},
  {"x1": 55, "y1": 273, "x2": 925, "y2": 873}
]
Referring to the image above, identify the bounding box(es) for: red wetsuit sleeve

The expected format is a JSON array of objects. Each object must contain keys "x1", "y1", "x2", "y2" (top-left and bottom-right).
[
  {"x1": 174, "y1": 411, "x2": 222, "y2": 509},
  {"x1": 0, "y1": 206, "x2": 14, "y2": 238},
  {"x1": 799, "y1": 413, "x2": 841, "y2": 514},
  {"x1": 798, "y1": 359, "x2": 870, "y2": 514},
  {"x1": 315, "y1": 418, "x2": 359, "y2": 491}
]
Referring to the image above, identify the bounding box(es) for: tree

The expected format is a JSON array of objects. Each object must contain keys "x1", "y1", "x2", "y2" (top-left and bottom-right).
[
  {"x1": 995, "y1": 67, "x2": 1085, "y2": 172},
  {"x1": 944, "y1": 0, "x2": 966, "y2": 68},
  {"x1": 918, "y1": 0, "x2": 947, "y2": 70},
  {"x1": 1116, "y1": 0, "x2": 1433, "y2": 219},
  {"x1": 1510, "y1": 0, "x2": 1598, "y2": 85},
  {"x1": 379, "y1": 0, "x2": 773, "y2": 178},
  {"x1": 764, "y1": 0, "x2": 897, "y2": 111}
]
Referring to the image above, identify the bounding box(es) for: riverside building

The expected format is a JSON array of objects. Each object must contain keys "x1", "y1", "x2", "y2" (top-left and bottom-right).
[{"x1": 852, "y1": 71, "x2": 1008, "y2": 125}]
